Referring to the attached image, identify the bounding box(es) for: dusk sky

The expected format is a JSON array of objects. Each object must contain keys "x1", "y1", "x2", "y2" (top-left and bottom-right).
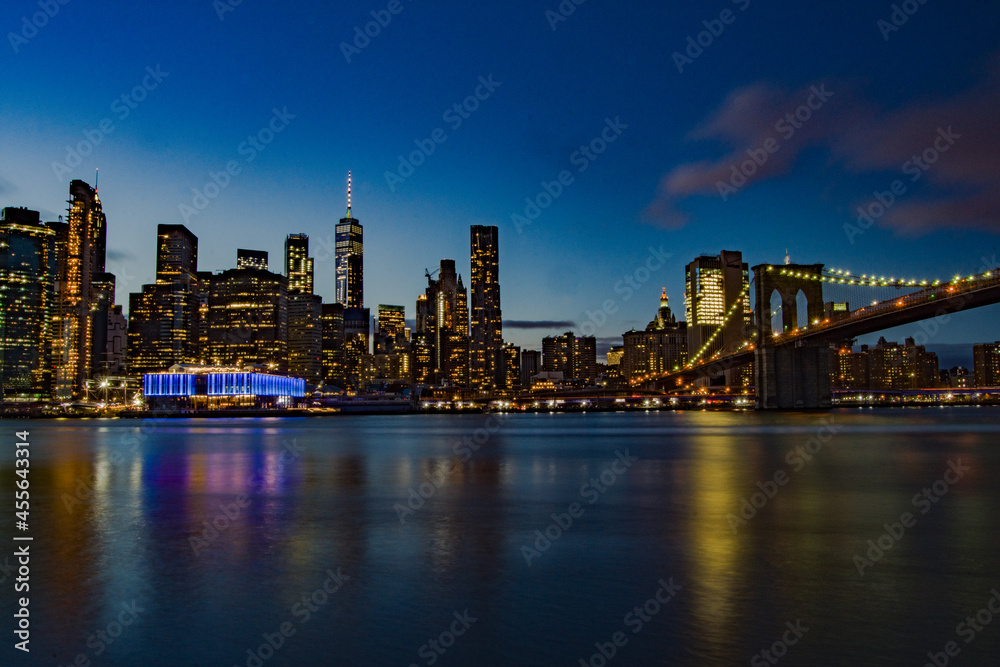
[{"x1": 3, "y1": 0, "x2": 999, "y2": 361}]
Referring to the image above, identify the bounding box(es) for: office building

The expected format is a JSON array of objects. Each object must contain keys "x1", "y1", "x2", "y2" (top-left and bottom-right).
[
  {"x1": 621, "y1": 289, "x2": 688, "y2": 383},
  {"x1": 542, "y1": 331, "x2": 597, "y2": 386},
  {"x1": 520, "y1": 349, "x2": 541, "y2": 390},
  {"x1": 502, "y1": 343, "x2": 521, "y2": 395},
  {"x1": 973, "y1": 342, "x2": 1000, "y2": 387},
  {"x1": 236, "y1": 249, "x2": 269, "y2": 271},
  {"x1": 470, "y1": 225, "x2": 503, "y2": 393},
  {"x1": 320, "y1": 303, "x2": 345, "y2": 389},
  {"x1": 127, "y1": 225, "x2": 200, "y2": 377},
  {"x1": 288, "y1": 293, "x2": 323, "y2": 386},
  {"x1": 207, "y1": 266, "x2": 288, "y2": 372},
  {"x1": 335, "y1": 172, "x2": 364, "y2": 308},
  {"x1": 415, "y1": 259, "x2": 469, "y2": 387},
  {"x1": 53, "y1": 180, "x2": 110, "y2": 400},
  {"x1": 0, "y1": 207, "x2": 57, "y2": 399},
  {"x1": 285, "y1": 234, "x2": 314, "y2": 294}
]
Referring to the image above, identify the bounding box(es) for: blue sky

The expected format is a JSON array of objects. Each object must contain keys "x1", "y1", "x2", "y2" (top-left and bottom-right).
[{"x1": 2, "y1": 0, "x2": 999, "y2": 360}]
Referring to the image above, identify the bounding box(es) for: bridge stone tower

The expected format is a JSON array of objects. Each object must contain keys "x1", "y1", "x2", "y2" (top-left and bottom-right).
[{"x1": 752, "y1": 263, "x2": 831, "y2": 409}]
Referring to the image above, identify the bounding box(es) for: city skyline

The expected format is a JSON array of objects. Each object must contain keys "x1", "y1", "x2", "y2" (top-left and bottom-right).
[{"x1": 3, "y1": 1, "x2": 999, "y2": 356}]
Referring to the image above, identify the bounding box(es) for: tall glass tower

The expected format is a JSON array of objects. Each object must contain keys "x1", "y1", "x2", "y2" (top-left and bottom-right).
[
  {"x1": 335, "y1": 172, "x2": 363, "y2": 308},
  {"x1": 470, "y1": 225, "x2": 503, "y2": 392}
]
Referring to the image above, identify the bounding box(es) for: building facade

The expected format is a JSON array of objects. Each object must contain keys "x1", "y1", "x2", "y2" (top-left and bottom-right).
[
  {"x1": 621, "y1": 289, "x2": 688, "y2": 383},
  {"x1": 207, "y1": 267, "x2": 288, "y2": 372},
  {"x1": 470, "y1": 225, "x2": 503, "y2": 393},
  {"x1": 0, "y1": 207, "x2": 57, "y2": 399},
  {"x1": 973, "y1": 342, "x2": 1000, "y2": 387}
]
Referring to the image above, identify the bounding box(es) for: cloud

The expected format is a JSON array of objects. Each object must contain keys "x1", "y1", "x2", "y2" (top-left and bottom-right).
[
  {"x1": 505, "y1": 320, "x2": 576, "y2": 329},
  {"x1": 643, "y1": 62, "x2": 1000, "y2": 235},
  {"x1": 107, "y1": 249, "x2": 137, "y2": 262}
]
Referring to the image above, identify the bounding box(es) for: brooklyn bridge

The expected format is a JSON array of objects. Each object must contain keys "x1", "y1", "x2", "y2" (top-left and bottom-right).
[{"x1": 632, "y1": 261, "x2": 1000, "y2": 409}]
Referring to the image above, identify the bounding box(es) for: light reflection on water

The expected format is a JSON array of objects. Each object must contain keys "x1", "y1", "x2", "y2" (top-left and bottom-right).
[{"x1": 1, "y1": 408, "x2": 999, "y2": 666}]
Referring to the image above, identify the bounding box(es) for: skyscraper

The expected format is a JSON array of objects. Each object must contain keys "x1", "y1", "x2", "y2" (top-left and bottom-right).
[
  {"x1": 128, "y1": 225, "x2": 200, "y2": 377},
  {"x1": 621, "y1": 289, "x2": 688, "y2": 383},
  {"x1": 236, "y1": 249, "x2": 269, "y2": 271},
  {"x1": 285, "y1": 233, "x2": 314, "y2": 294},
  {"x1": 320, "y1": 303, "x2": 345, "y2": 388},
  {"x1": 288, "y1": 293, "x2": 323, "y2": 385},
  {"x1": 415, "y1": 260, "x2": 469, "y2": 387},
  {"x1": 0, "y1": 207, "x2": 57, "y2": 399},
  {"x1": 53, "y1": 179, "x2": 109, "y2": 399},
  {"x1": 284, "y1": 233, "x2": 321, "y2": 384},
  {"x1": 207, "y1": 266, "x2": 288, "y2": 372},
  {"x1": 470, "y1": 225, "x2": 503, "y2": 394},
  {"x1": 974, "y1": 342, "x2": 1000, "y2": 387},
  {"x1": 335, "y1": 172, "x2": 364, "y2": 308},
  {"x1": 542, "y1": 331, "x2": 597, "y2": 386},
  {"x1": 685, "y1": 250, "x2": 751, "y2": 385}
]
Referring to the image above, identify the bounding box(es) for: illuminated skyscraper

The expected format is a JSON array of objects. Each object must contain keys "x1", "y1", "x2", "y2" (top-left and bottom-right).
[
  {"x1": 0, "y1": 207, "x2": 57, "y2": 399},
  {"x1": 542, "y1": 331, "x2": 597, "y2": 386},
  {"x1": 335, "y1": 172, "x2": 364, "y2": 308},
  {"x1": 236, "y1": 249, "x2": 269, "y2": 271},
  {"x1": 685, "y1": 250, "x2": 749, "y2": 359},
  {"x1": 53, "y1": 179, "x2": 109, "y2": 399},
  {"x1": 284, "y1": 233, "x2": 321, "y2": 384},
  {"x1": 207, "y1": 266, "x2": 288, "y2": 372},
  {"x1": 974, "y1": 342, "x2": 1000, "y2": 387},
  {"x1": 621, "y1": 289, "x2": 688, "y2": 383},
  {"x1": 284, "y1": 233, "x2": 314, "y2": 294},
  {"x1": 128, "y1": 225, "x2": 200, "y2": 377},
  {"x1": 470, "y1": 225, "x2": 503, "y2": 394},
  {"x1": 416, "y1": 260, "x2": 469, "y2": 387},
  {"x1": 321, "y1": 303, "x2": 345, "y2": 388}
]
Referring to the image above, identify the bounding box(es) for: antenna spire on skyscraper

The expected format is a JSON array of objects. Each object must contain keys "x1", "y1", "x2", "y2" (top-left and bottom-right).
[{"x1": 346, "y1": 171, "x2": 352, "y2": 218}]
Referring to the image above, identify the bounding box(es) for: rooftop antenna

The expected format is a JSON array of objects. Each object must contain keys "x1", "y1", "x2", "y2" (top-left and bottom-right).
[
  {"x1": 95, "y1": 167, "x2": 99, "y2": 192},
  {"x1": 346, "y1": 171, "x2": 352, "y2": 218},
  {"x1": 784, "y1": 249, "x2": 791, "y2": 265}
]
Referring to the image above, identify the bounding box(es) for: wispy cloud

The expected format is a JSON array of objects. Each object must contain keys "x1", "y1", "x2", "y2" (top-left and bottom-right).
[{"x1": 643, "y1": 60, "x2": 1000, "y2": 235}]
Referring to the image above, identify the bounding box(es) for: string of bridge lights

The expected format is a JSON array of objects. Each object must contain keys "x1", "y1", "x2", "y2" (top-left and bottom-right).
[
  {"x1": 766, "y1": 266, "x2": 968, "y2": 288},
  {"x1": 686, "y1": 282, "x2": 751, "y2": 367}
]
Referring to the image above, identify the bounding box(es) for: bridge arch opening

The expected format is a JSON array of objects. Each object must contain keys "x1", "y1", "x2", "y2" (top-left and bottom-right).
[
  {"x1": 796, "y1": 289, "x2": 809, "y2": 329},
  {"x1": 770, "y1": 290, "x2": 783, "y2": 333}
]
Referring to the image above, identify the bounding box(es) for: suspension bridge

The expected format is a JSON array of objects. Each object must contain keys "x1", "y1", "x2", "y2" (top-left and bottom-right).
[{"x1": 634, "y1": 261, "x2": 1000, "y2": 409}]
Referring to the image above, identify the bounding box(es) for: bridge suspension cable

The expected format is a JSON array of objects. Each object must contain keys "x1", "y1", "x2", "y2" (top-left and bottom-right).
[{"x1": 686, "y1": 279, "x2": 752, "y2": 367}]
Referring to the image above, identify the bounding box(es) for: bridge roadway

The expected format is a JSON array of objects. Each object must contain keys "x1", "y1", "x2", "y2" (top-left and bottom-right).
[{"x1": 650, "y1": 268, "x2": 1000, "y2": 392}]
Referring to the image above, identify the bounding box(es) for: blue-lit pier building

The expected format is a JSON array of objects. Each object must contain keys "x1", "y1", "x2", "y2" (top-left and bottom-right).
[{"x1": 143, "y1": 365, "x2": 305, "y2": 411}]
